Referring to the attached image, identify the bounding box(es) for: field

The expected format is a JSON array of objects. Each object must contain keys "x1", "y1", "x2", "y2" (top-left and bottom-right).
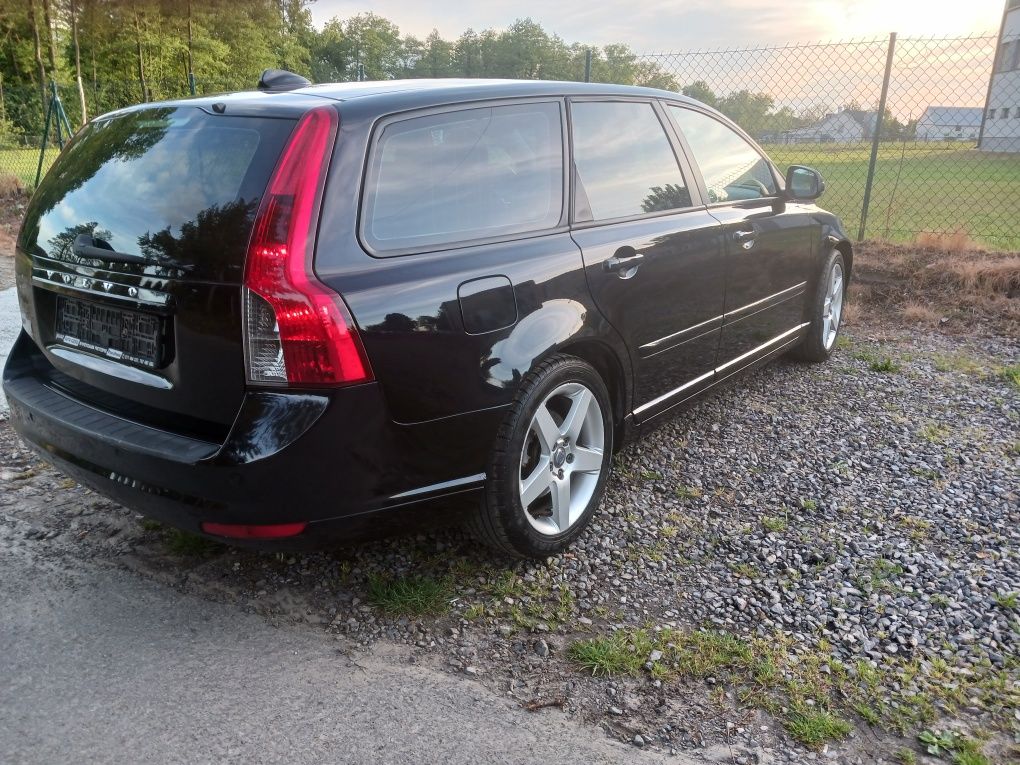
[
  {"x1": 3, "y1": 140, "x2": 1020, "y2": 250},
  {"x1": 768, "y1": 141, "x2": 1020, "y2": 250},
  {"x1": 0, "y1": 146, "x2": 56, "y2": 190}
]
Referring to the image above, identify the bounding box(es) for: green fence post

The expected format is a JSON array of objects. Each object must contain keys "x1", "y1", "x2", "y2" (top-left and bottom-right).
[
  {"x1": 35, "y1": 86, "x2": 56, "y2": 187},
  {"x1": 858, "y1": 32, "x2": 896, "y2": 242}
]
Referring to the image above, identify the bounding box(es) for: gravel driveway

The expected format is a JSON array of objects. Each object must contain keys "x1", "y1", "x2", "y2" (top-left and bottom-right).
[{"x1": 1, "y1": 304, "x2": 1018, "y2": 762}]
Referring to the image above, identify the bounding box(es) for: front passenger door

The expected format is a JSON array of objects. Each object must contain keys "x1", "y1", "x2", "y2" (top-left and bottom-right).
[
  {"x1": 569, "y1": 99, "x2": 726, "y2": 420},
  {"x1": 667, "y1": 106, "x2": 813, "y2": 373}
]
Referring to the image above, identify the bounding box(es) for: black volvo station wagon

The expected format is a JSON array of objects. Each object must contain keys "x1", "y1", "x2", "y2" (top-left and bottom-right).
[{"x1": 4, "y1": 73, "x2": 851, "y2": 558}]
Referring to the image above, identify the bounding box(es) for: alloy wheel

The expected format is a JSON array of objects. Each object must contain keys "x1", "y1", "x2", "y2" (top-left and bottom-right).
[{"x1": 518, "y1": 382, "x2": 605, "y2": 536}]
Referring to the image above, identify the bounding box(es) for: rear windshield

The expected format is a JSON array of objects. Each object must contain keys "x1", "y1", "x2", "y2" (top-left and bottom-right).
[{"x1": 23, "y1": 107, "x2": 294, "y2": 272}]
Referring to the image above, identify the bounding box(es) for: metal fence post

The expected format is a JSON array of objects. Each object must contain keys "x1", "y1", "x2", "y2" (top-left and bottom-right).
[
  {"x1": 858, "y1": 32, "x2": 896, "y2": 242},
  {"x1": 584, "y1": 49, "x2": 592, "y2": 83}
]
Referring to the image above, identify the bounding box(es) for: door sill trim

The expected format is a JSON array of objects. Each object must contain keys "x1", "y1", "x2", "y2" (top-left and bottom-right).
[{"x1": 631, "y1": 322, "x2": 809, "y2": 419}]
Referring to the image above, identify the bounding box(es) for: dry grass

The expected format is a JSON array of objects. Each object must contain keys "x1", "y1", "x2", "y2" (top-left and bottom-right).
[
  {"x1": 901, "y1": 302, "x2": 941, "y2": 326},
  {"x1": 0, "y1": 173, "x2": 24, "y2": 197},
  {"x1": 852, "y1": 241, "x2": 1020, "y2": 335},
  {"x1": 913, "y1": 229, "x2": 977, "y2": 252}
]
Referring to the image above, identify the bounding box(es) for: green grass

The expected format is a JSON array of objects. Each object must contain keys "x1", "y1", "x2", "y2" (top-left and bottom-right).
[
  {"x1": 784, "y1": 706, "x2": 853, "y2": 748},
  {"x1": 762, "y1": 515, "x2": 788, "y2": 532},
  {"x1": 869, "y1": 357, "x2": 901, "y2": 373},
  {"x1": 366, "y1": 574, "x2": 453, "y2": 616},
  {"x1": 993, "y1": 592, "x2": 1018, "y2": 609},
  {"x1": 164, "y1": 529, "x2": 221, "y2": 557},
  {"x1": 0, "y1": 146, "x2": 56, "y2": 188},
  {"x1": 768, "y1": 142, "x2": 1020, "y2": 249},
  {"x1": 998, "y1": 364, "x2": 1020, "y2": 392}
]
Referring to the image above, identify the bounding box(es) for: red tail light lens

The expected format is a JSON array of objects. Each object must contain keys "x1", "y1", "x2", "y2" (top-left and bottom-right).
[
  {"x1": 243, "y1": 106, "x2": 372, "y2": 386},
  {"x1": 201, "y1": 521, "x2": 308, "y2": 539}
]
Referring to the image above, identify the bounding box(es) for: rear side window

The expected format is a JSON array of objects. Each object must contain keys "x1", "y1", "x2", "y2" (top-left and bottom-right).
[
  {"x1": 363, "y1": 102, "x2": 564, "y2": 253},
  {"x1": 668, "y1": 106, "x2": 777, "y2": 202},
  {"x1": 570, "y1": 101, "x2": 691, "y2": 221}
]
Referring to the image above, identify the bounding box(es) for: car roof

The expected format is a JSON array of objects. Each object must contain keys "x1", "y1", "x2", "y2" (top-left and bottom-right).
[{"x1": 101, "y1": 79, "x2": 708, "y2": 121}]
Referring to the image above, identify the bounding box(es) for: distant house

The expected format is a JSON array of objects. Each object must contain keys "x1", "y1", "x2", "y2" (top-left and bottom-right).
[
  {"x1": 761, "y1": 110, "x2": 878, "y2": 144},
  {"x1": 916, "y1": 106, "x2": 984, "y2": 141}
]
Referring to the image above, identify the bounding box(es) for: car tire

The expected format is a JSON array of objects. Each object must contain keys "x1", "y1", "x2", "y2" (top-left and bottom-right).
[
  {"x1": 791, "y1": 249, "x2": 847, "y2": 363},
  {"x1": 469, "y1": 354, "x2": 613, "y2": 559}
]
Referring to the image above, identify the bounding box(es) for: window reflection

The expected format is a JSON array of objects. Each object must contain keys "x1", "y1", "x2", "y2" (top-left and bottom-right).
[
  {"x1": 365, "y1": 102, "x2": 563, "y2": 252},
  {"x1": 669, "y1": 107, "x2": 777, "y2": 202},
  {"x1": 571, "y1": 101, "x2": 691, "y2": 221}
]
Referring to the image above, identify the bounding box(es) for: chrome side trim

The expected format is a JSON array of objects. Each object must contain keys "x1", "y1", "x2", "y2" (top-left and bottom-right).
[
  {"x1": 632, "y1": 370, "x2": 714, "y2": 418},
  {"x1": 723, "y1": 281, "x2": 806, "y2": 322},
  {"x1": 715, "y1": 323, "x2": 810, "y2": 374},
  {"x1": 638, "y1": 314, "x2": 724, "y2": 355},
  {"x1": 389, "y1": 472, "x2": 487, "y2": 500},
  {"x1": 632, "y1": 322, "x2": 810, "y2": 418},
  {"x1": 638, "y1": 281, "x2": 806, "y2": 356}
]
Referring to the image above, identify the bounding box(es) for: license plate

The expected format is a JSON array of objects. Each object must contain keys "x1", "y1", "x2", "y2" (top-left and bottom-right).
[{"x1": 55, "y1": 296, "x2": 164, "y2": 369}]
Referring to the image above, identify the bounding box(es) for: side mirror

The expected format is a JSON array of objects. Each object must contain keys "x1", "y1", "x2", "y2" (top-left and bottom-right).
[{"x1": 785, "y1": 165, "x2": 825, "y2": 201}]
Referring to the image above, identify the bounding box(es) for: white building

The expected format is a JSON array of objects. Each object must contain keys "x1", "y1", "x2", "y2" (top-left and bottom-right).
[
  {"x1": 980, "y1": 0, "x2": 1020, "y2": 152},
  {"x1": 916, "y1": 106, "x2": 984, "y2": 141},
  {"x1": 763, "y1": 110, "x2": 877, "y2": 144}
]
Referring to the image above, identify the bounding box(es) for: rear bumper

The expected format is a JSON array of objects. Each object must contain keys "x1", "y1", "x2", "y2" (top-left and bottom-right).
[{"x1": 3, "y1": 331, "x2": 501, "y2": 548}]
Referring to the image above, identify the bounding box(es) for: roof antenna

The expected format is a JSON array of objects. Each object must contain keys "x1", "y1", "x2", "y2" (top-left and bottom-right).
[{"x1": 257, "y1": 69, "x2": 312, "y2": 93}]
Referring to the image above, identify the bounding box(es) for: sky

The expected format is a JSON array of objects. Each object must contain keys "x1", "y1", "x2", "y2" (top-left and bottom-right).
[{"x1": 307, "y1": 0, "x2": 1006, "y2": 51}]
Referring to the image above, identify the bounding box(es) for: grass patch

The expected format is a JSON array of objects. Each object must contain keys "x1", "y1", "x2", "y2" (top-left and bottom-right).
[
  {"x1": 766, "y1": 142, "x2": 1020, "y2": 250},
  {"x1": 639, "y1": 469, "x2": 663, "y2": 480},
  {"x1": 998, "y1": 364, "x2": 1020, "y2": 392},
  {"x1": 909, "y1": 466, "x2": 940, "y2": 481},
  {"x1": 784, "y1": 706, "x2": 852, "y2": 748},
  {"x1": 675, "y1": 485, "x2": 703, "y2": 500},
  {"x1": 933, "y1": 353, "x2": 986, "y2": 375},
  {"x1": 919, "y1": 422, "x2": 950, "y2": 443},
  {"x1": 164, "y1": 529, "x2": 221, "y2": 557},
  {"x1": 918, "y1": 730, "x2": 990, "y2": 765},
  {"x1": 993, "y1": 592, "x2": 1018, "y2": 609},
  {"x1": 762, "y1": 515, "x2": 788, "y2": 533},
  {"x1": 568, "y1": 625, "x2": 1018, "y2": 750},
  {"x1": 869, "y1": 357, "x2": 901, "y2": 373},
  {"x1": 140, "y1": 518, "x2": 163, "y2": 532},
  {"x1": 894, "y1": 748, "x2": 918, "y2": 764},
  {"x1": 366, "y1": 574, "x2": 453, "y2": 616}
]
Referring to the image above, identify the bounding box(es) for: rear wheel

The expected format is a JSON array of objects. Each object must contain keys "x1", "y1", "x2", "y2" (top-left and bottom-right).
[
  {"x1": 470, "y1": 355, "x2": 613, "y2": 559},
  {"x1": 791, "y1": 249, "x2": 846, "y2": 362}
]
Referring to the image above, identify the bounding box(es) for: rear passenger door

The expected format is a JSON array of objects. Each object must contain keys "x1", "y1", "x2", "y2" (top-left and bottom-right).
[
  {"x1": 568, "y1": 99, "x2": 726, "y2": 420},
  {"x1": 666, "y1": 105, "x2": 814, "y2": 373}
]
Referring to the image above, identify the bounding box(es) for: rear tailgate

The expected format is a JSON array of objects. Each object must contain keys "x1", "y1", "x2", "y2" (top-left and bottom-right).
[{"x1": 15, "y1": 105, "x2": 296, "y2": 435}]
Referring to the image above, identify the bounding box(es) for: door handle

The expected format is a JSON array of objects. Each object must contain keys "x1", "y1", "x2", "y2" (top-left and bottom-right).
[
  {"x1": 733, "y1": 228, "x2": 756, "y2": 250},
  {"x1": 603, "y1": 248, "x2": 644, "y2": 278}
]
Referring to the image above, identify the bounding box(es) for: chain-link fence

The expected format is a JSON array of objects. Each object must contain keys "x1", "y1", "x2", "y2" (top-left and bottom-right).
[
  {"x1": 640, "y1": 33, "x2": 1020, "y2": 250},
  {"x1": 2, "y1": 32, "x2": 1018, "y2": 249}
]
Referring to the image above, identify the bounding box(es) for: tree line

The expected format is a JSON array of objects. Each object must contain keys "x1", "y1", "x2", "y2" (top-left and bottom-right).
[{"x1": 0, "y1": 1, "x2": 901, "y2": 144}]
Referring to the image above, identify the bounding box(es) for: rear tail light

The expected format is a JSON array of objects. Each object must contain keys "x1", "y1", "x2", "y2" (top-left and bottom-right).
[
  {"x1": 243, "y1": 106, "x2": 372, "y2": 386},
  {"x1": 201, "y1": 521, "x2": 308, "y2": 539}
]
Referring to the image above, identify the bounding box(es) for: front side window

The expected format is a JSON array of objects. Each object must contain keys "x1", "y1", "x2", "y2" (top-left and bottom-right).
[
  {"x1": 363, "y1": 102, "x2": 563, "y2": 253},
  {"x1": 570, "y1": 101, "x2": 691, "y2": 221},
  {"x1": 669, "y1": 106, "x2": 777, "y2": 203}
]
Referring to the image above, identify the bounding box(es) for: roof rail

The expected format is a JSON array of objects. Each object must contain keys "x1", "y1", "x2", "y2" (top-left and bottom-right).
[{"x1": 257, "y1": 69, "x2": 312, "y2": 93}]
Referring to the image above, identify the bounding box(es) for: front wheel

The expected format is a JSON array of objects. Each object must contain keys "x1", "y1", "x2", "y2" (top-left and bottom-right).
[
  {"x1": 469, "y1": 355, "x2": 613, "y2": 559},
  {"x1": 791, "y1": 249, "x2": 847, "y2": 362}
]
